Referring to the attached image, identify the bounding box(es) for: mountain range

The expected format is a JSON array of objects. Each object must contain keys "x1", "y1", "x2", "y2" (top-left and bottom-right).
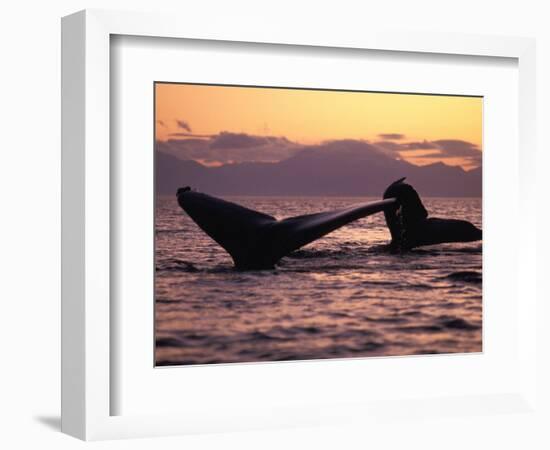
[{"x1": 156, "y1": 141, "x2": 481, "y2": 197}]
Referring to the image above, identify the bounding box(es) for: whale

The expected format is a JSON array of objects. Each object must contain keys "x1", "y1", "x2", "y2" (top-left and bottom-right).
[
  {"x1": 176, "y1": 186, "x2": 398, "y2": 270},
  {"x1": 382, "y1": 177, "x2": 482, "y2": 250}
]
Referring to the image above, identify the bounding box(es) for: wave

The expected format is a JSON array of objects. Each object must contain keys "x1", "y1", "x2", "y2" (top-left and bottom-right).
[
  {"x1": 156, "y1": 228, "x2": 185, "y2": 234},
  {"x1": 443, "y1": 271, "x2": 482, "y2": 284},
  {"x1": 288, "y1": 244, "x2": 391, "y2": 260},
  {"x1": 156, "y1": 258, "x2": 200, "y2": 272},
  {"x1": 438, "y1": 317, "x2": 480, "y2": 330},
  {"x1": 156, "y1": 258, "x2": 237, "y2": 274}
]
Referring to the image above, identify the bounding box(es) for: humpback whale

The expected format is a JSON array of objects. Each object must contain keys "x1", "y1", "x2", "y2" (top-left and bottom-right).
[
  {"x1": 176, "y1": 187, "x2": 397, "y2": 270},
  {"x1": 382, "y1": 178, "x2": 482, "y2": 250}
]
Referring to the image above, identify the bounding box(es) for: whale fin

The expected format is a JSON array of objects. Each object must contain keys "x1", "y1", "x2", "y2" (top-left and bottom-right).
[{"x1": 177, "y1": 189, "x2": 396, "y2": 269}]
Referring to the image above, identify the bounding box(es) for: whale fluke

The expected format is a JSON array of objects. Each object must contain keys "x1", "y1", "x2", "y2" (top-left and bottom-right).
[
  {"x1": 177, "y1": 189, "x2": 397, "y2": 269},
  {"x1": 383, "y1": 178, "x2": 482, "y2": 249}
]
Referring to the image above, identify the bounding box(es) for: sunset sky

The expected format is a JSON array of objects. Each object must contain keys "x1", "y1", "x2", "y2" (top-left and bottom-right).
[{"x1": 155, "y1": 83, "x2": 482, "y2": 170}]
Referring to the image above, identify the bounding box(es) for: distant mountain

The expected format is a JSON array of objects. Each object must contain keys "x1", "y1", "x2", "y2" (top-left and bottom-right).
[{"x1": 156, "y1": 141, "x2": 481, "y2": 197}]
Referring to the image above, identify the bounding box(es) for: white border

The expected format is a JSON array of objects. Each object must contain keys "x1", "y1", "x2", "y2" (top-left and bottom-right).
[
  {"x1": 61, "y1": 9, "x2": 537, "y2": 441},
  {"x1": 112, "y1": 35, "x2": 518, "y2": 417}
]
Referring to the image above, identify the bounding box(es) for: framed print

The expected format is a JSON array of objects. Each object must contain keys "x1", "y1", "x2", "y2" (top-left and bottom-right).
[{"x1": 61, "y1": 9, "x2": 539, "y2": 441}]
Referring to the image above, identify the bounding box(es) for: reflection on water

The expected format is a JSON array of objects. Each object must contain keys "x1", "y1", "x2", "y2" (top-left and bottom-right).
[{"x1": 155, "y1": 196, "x2": 482, "y2": 366}]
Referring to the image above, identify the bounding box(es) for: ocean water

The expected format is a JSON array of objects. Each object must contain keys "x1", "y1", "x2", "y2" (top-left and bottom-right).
[{"x1": 155, "y1": 196, "x2": 482, "y2": 366}]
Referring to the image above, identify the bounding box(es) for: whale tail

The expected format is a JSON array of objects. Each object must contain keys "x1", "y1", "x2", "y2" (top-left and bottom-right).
[
  {"x1": 176, "y1": 190, "x2": 277, "y2": 269},
  {"x1": 177, "y1": 188, "x2": 397, "y2": 269},
  {"x1": 382, "y1": 177, "x2": 428, "y2": 246},
  {"x1": 382, "y1": 178, "x2": 482, "y2": 249}
]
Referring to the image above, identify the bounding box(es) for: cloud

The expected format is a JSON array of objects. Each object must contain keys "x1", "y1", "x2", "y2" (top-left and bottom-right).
[
  {"x1": 431, "y1": 139, "x2": 480, "y2": 157},
  {"x1": 433, "y1": 139, "x2": 482, "y2": 165},
  {"x1": 210, "y1": 132, "x2": 293, "y2": 150},
  {"x1": 400, "y1": 140, "x2": 440, "y2": 150},
  {"x1": 374, "y1": 141, "x2": 406, "y2": 152},
  {"x1": 170, "y1": 132, "x2": 213, "y2": 138},
  {"x1": 211, "y1": 132, "x2": 273, "y2": 149},
  {"x1": 376, "y1": 140, "x2": 438, "y2": 151},
  {"x1": 374, "y1": 138, "x2": 481, "y2": 166},
  {"x1": 378, "y1": 133, "x2": 405, "y2": 140},
  {"x1": 156, "y1": 132, "x2": 300, "y2": 165},
  {"x1": 176, "y1": 120, "x2": 192, "y2": 132}
]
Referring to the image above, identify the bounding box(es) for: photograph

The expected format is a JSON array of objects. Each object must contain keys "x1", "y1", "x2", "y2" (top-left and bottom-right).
[{"x1": 154, "y1": 82, "x2": 483, "y2": 366}]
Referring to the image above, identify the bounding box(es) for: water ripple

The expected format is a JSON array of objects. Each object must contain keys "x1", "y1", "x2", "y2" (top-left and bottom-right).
[{"x1": 155, "y1": 196, "x2": 482, "y2": 365}]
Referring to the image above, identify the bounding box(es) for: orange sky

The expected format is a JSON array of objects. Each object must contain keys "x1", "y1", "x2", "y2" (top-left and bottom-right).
[{"x1": 155, "y1": 83, "x2": 482, "y2": 170}]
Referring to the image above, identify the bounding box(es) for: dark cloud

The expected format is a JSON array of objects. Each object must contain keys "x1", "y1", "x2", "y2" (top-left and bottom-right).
[
  {"x1": 170, "y1": 132, "x2": 213, "y2": 138},
  {"x1": 375, "y1": 139, "x2": 438, "y2": 153},
  {"x1": 374, "y1": 141, "x2": 405, "y2": 152},
  {"x1": 210, "y1": 132, "x2": 277, "y2": 149},
  {"x1": 374, "y1": 138, "x2": 481, "y2": 166},
  {"x1": 432, "y1": 140, "x2": 482, "y2": 165},
  {"x1": 432, "y1": 139, "x2": 480, "y2": 157},
  {"x1": 400, "y1": 140, "x2": 440, "y2": 150},
  {"x1": 157, "y1": 132, "x2": 299, "y2": 165},
  {"x1": 176, "y1": 120, "x2": 192, "y2": 132},
  {"x1": 378, "y1": 133, "x2": 405, "y2": 140}
]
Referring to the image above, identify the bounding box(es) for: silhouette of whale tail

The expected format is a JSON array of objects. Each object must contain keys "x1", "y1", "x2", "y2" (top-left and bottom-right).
[
  {"x1": 176, "y1": 179, "x2": 482, "y2": 269},
  {"x1": 383, "y1": 178, "x2": 482, "y2": 250},
  {"x1": 177, "y1": 187, "x2": 397, "y2": 269}
]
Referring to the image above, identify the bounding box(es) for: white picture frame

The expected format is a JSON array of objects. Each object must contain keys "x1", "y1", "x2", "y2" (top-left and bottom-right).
[{"x1": 61, "y1": 9, "x2": 538, "y2": 441}]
